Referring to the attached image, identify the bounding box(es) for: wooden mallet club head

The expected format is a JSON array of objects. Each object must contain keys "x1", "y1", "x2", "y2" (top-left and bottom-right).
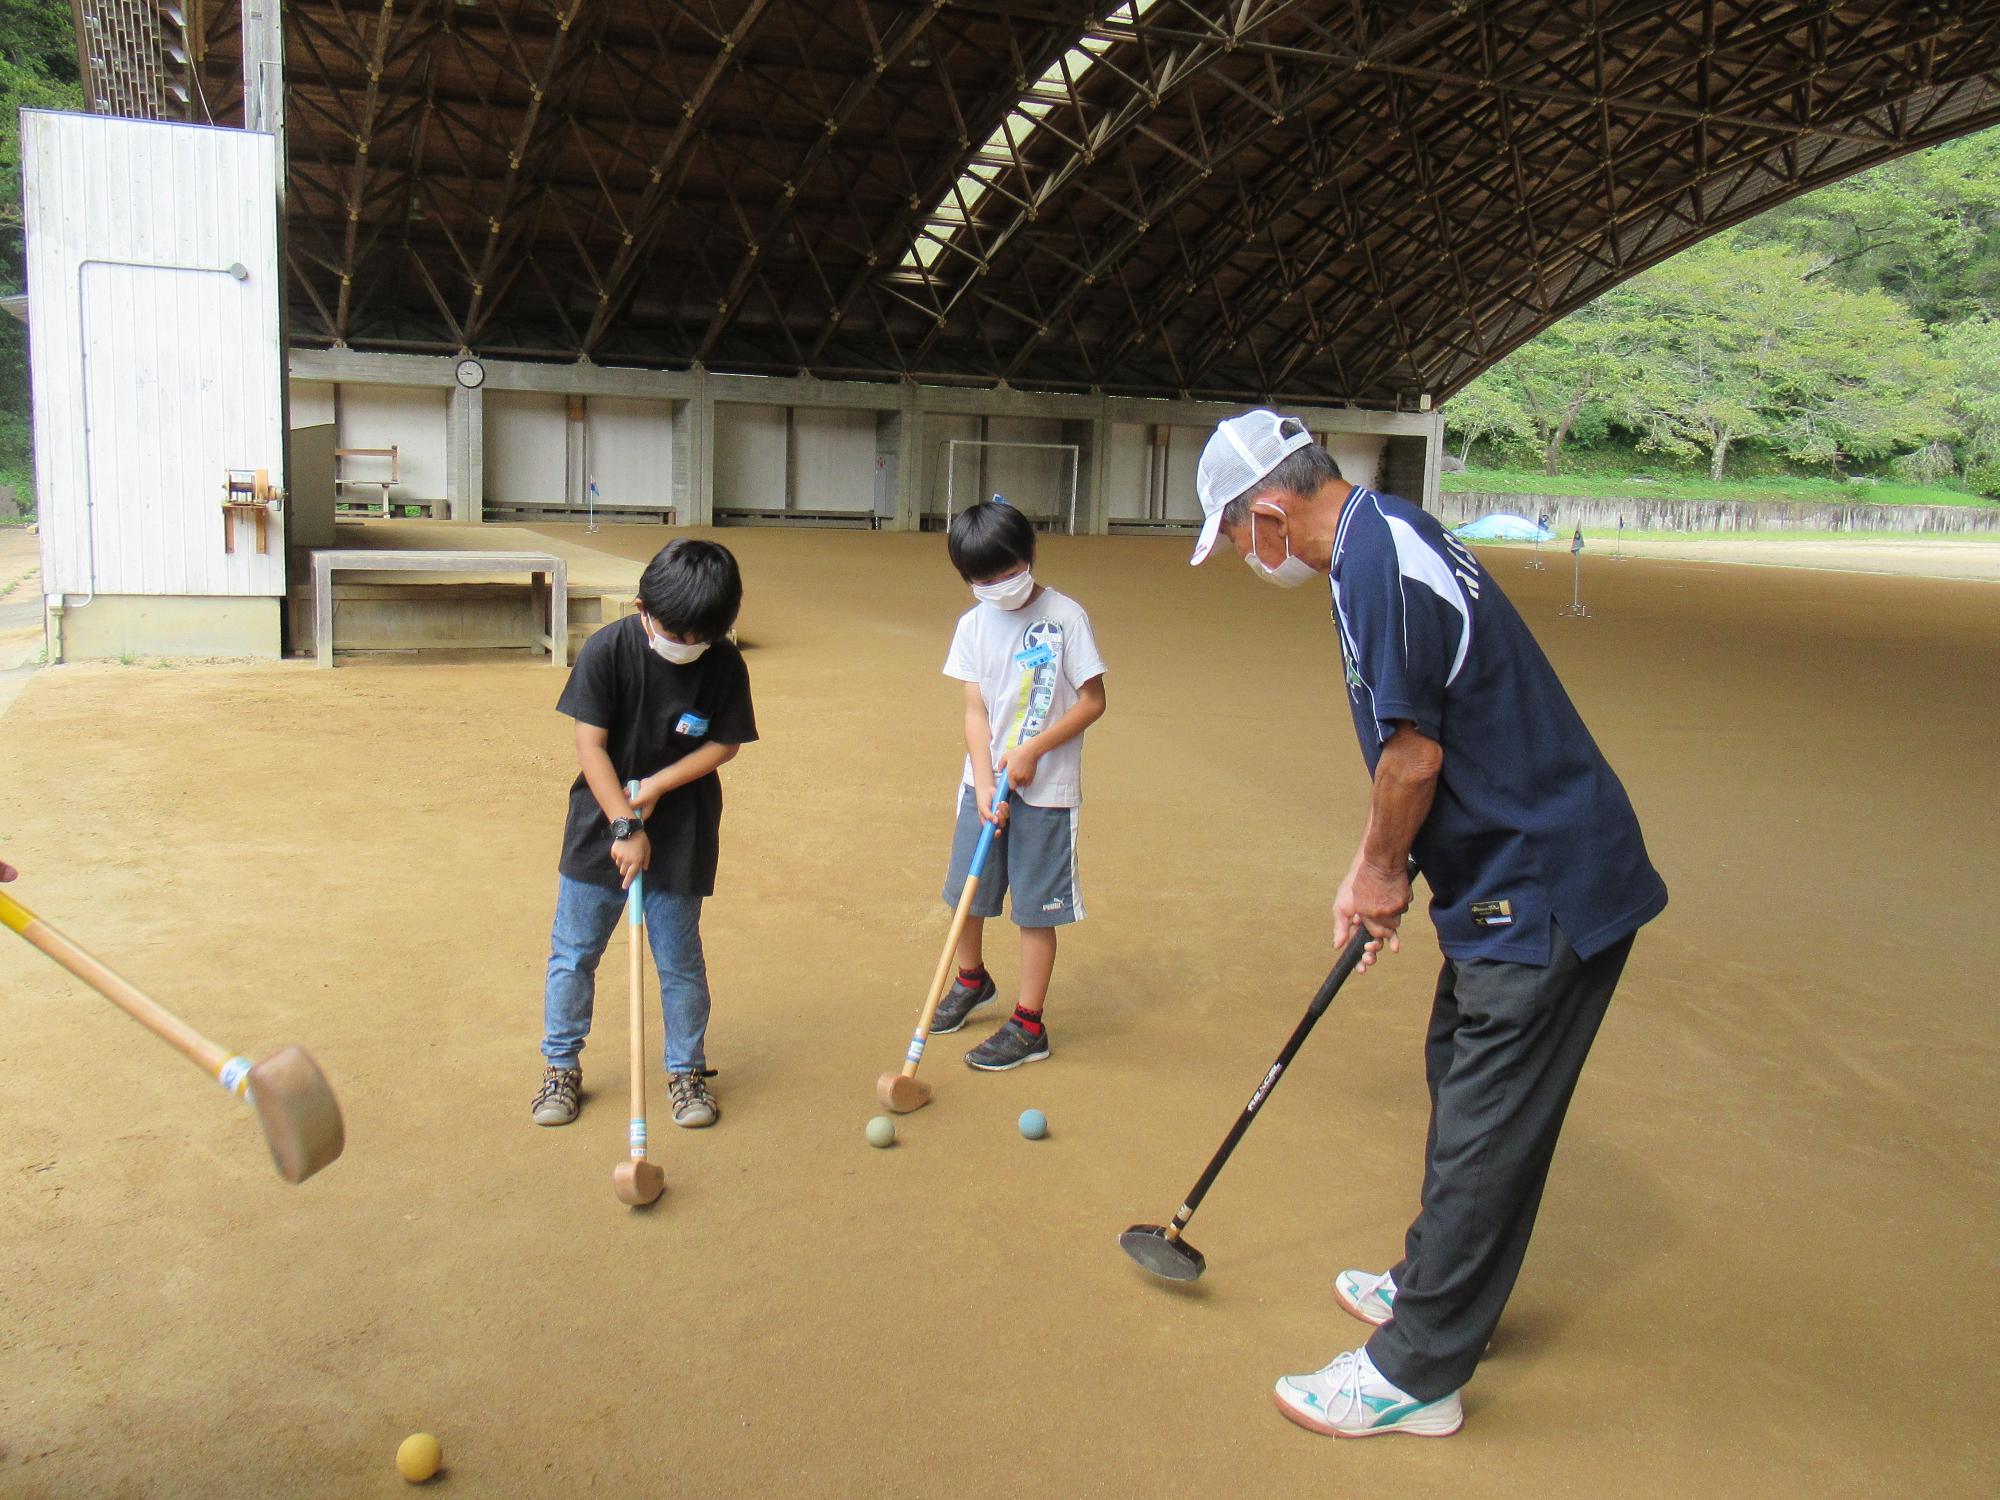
[
  {"x1": 244, "y1": 1045, "x2": 346, "y2": 1184},
  {"x1": 875, "y1": 1071, "x2": 930, "y2": 1114}
]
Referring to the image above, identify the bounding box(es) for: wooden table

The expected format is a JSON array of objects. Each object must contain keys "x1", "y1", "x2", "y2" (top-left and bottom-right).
[{"x1": 310, "y1": 549, "x2": 568, "y2": 669}]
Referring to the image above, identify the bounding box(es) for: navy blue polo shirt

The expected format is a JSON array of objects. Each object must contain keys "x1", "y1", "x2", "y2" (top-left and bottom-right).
[{"x1": 1329, "y1": 488, "x2": 1667, "y2": 964}]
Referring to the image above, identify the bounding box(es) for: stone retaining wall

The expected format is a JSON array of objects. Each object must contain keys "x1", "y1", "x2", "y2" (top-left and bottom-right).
[{"x1": 1438, "y1": 490, "x2": 2000, "y2": 535}]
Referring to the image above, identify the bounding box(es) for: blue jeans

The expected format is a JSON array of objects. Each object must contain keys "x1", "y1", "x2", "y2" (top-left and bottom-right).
[{"x1": 541, "y1": 875, "x2": 710, "y2": 1073}]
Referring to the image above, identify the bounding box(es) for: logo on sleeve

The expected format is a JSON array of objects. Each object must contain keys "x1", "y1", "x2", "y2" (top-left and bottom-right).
[
  {"x1": 675, "y1": 711, "x2": 710, "y2": 737},
  {"x1": 1339, "y1": 631, "x2": 1364, "y2": 693},
  {"x1": 1469, "y1": 899, "x2": 1514, "y2": 928}
]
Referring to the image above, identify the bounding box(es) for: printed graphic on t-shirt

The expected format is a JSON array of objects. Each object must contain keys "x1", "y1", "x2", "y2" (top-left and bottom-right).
[{"x1": 1003, "y1": 620, "x2": 1064, "y2": 750}]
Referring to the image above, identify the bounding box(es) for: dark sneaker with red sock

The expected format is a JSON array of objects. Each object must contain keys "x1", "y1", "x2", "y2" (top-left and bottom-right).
[
  {"x1": 965, "y1": 1008, "x2": 1050, "y2": 1071},
  {"x1": 931, "y1": 967, "x2": 997, "y2": 1035}
]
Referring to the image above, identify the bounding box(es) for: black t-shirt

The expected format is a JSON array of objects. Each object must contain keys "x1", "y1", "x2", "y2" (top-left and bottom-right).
[{"x1": 555, "y1": 615, "x2": 759, "y2": 896}]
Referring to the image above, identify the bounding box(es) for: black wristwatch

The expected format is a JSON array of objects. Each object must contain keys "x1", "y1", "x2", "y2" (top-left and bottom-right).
[{"x1": 610, "y1": 813, "x2": 645, "y2": 842}]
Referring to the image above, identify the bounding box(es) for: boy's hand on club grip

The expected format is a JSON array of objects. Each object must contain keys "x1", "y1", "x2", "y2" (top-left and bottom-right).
[
  {"x1": 974, "y1": 776, "x2": 1009, "y2": 830},
  {"x1": 998, "y1": 743, "x2": 1039, "y2": 788},
  {"x1": 612, "y1": 832, "x2": 651, "y2": 888}
]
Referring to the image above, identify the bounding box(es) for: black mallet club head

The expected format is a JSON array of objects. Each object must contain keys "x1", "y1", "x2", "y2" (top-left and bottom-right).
[{"x1": 1119, "y1": 1224, "x2": 1207, "y2": 1281}]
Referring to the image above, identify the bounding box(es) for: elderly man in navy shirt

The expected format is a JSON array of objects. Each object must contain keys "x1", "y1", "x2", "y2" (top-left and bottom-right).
[{"x1": 1189, "y1": 411, "x2": 1667, "y2": 1440}]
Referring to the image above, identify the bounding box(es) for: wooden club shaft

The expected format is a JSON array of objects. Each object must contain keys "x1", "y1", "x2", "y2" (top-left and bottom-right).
[
  {"x1": 1, "y1": 889, "x2": 234, "y2": 1081},
  {"x1": 900, "y1": 873, "x2": 984, "y2": 1080}
]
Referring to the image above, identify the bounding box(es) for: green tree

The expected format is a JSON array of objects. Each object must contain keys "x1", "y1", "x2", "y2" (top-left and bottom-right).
[
  {"x1": 1, "y1": 0, "x2": 82, "y2": 514},
  {"x1": 1621, "y1": 241, "x2": 1771, "y2": 480},
  {"x1": 1756, "y1": 277, "x2": 1951, "y2": 473},
  {"x1": 1442, "y1": 365, "x2": 1535, "y2": 463},
  {"x1": 1501, "y1": 288, "x2": 1647, "y2": 475},
  {"x1": 1741, "y1": 128, "x2": 2000, "y2": 323},
  {"x1": 1929, "y1": 317, "x2": 2000, "y2": 494}
]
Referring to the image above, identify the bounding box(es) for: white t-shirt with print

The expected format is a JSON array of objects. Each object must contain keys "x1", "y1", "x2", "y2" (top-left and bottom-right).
[{"x1": 943, "y1": 586, "x2": 1107, "y2": 809}]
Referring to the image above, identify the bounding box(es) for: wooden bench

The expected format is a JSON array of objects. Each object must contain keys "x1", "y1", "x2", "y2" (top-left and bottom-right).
[
  {"x1": 715, "y1": 508, "x2": 883, "y2": 529},
  {"x1": 1109, "y1": 516, "x2": 1198, "y2": 534},
  {"x1": 311, "y1": 549, "x2": 568, "y2": 669}
]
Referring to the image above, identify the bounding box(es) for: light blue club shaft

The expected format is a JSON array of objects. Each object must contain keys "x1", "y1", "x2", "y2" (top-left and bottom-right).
[{"x1": 903, "y1": 770, "x2": 1011, "y2": 1068}]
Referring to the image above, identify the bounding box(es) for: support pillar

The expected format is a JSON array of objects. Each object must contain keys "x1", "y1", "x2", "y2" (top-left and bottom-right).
[
  {"x1": 1064, "y1": 403, "x2": 1112, "y2": 535},
  {"x1": 682, "y1": 369, "x2": 715, "y2": 526},
  {"x1": 242, "y1": 1, "x2": 286, "y2": 187},
  {"x1": 447, "y1": 384, "x2": 484, "y2": 522},
  {"x1": 891, "y1": 383, "x2": 921, "y2": 531},
  {"x1": 1422, "y1": 410, "x2": 1445, "y2": 514}
]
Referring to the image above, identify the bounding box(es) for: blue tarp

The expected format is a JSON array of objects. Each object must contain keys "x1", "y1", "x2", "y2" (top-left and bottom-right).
[{"x1": 1453, "y1": 512, "x2": 1555, "y2": 543}]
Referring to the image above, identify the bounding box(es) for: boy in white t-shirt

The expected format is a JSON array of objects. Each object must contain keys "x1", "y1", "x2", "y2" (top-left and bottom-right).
[{"x1": 930, "y1": 499, "x2": 1108, "y2": 1071}]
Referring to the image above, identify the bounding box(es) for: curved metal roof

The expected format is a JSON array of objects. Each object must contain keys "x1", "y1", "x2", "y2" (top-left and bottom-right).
[{"x1": 179, "y1": 1, "x2": 2000, "y2": 406}]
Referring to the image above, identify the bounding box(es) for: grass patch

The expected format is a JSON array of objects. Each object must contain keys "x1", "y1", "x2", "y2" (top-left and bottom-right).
[
  {"x1": 1468, "y1": 528, "x2": 2000, "y2": 544},
  {"x1": 1443, "y1": 466, "x2": 1999, "y2": 507}
]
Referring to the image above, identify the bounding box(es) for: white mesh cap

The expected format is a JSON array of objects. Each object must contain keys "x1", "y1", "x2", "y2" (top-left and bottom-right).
[{"x1": 1190, "y1": 409, "x2": 1314, "y2": 564}]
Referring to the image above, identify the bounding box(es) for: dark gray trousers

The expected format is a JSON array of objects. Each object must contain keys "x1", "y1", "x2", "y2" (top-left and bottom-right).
[{"x1": 1365, "y1": 924, "x2": 1634, "y2": 1400}]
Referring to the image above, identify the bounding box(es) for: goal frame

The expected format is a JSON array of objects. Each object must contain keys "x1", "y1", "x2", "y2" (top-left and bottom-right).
[{"x1": 943, "y1": 439, "x2": 1082, "y2": 534}]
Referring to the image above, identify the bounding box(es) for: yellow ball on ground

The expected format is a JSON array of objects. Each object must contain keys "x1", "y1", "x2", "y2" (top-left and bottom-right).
[{"x1": 396, "y1": 1432, "x2": 442, "y2": 1483}]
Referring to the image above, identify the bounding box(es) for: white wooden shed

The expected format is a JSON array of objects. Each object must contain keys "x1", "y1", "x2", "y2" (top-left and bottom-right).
[{"x1": 23, "y1": 110, "x2": 286, "y2": 660}]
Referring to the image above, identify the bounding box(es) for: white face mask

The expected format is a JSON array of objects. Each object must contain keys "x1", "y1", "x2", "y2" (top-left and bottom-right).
[
  {"x1": 1244, "y1": 510, "x2": 1318, "y2": 588},
  {"x1": 644, "y1": 619, "x2": 709, "y2": 665},
  {"x1": 971, "y1": 570, "x2": 1035, "y2": 611}
]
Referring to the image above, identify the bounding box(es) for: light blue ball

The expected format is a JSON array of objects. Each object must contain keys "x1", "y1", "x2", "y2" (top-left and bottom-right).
[{"x1": 1018, "y1": 1108, "x2": 1048, "y2": 1140}]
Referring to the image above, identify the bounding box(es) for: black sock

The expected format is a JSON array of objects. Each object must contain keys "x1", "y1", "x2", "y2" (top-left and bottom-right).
[{"x1": 1012, "y1": 1004, "x2": 1045, "y2": 1036}]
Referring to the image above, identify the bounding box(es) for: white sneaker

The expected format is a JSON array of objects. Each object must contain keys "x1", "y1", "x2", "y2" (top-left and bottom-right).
[
  {"x1": 1273, "y1": 1347, "x2": 1463, "y2": 1438},
  {"x1": 1334, "y1": 1267, "x2": 1397, "y2": 1327}
]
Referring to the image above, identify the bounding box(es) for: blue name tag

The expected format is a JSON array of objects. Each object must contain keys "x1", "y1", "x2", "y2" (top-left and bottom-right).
[{"x1": 675, "y1": 712, "x2": 710, "y2": 737}]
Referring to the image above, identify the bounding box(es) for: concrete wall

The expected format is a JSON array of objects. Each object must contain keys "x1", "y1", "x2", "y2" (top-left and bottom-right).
[
  {"x1": 289, "y1": 349, "x2": 1448, "y2": 532},
  {"x1": 588, "y1": 397, "x2": 676, "y2": 512},
  {"x1": 982, "y1": 417, "x2": 1072, "y2": 525},
  {"x1": 713, "y1": 404, "x2": 788, "y2": 511},
  {"x1": 1439, "y1": 490, "x2": 2000, "y2": 535},
  {"x1": 1326, "y1": 434, "x2": 1387, "y2": 489},
  {"x1": 340, "y1": 384, "x2": 448, "y2": 505},
  {"x1": 1380, "y1": 436, "x2": 1426, "y2": 502},
  {"x1": 922, "y1": 413, "x2": 981, "y2": 520},
  {"x1": 53, "y1": 594, "x2": 280, "y2": 660},
  {"x1": 291, "y1": 380, "x2": 336, "y2": 428},
  {"x1": 1161, "y1": 427, "x2": 1206, "y2": 521},
  {"x1": 486, "y1": 391, "x2": 567, "y2": 507},
  {"x1": 791, "y1": 408, "x2": 876, "y2": 513},
  {"x1": 1106, "y1": 423, "x2": 1152, "y2": 520}
]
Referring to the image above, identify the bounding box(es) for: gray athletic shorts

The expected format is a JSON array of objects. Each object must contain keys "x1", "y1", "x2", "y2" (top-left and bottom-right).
[{"x1": 942, "y1": 786, "x2": 1084, "y2": 928}]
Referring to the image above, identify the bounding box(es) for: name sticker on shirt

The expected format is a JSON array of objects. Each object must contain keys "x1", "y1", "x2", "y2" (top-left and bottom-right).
[
  {"x1": 1470, "y1": 899, "x2": 1514, "y2": 928},
  {"x1": 675, "y1": 712, "x2": 710, "y2": 737}
]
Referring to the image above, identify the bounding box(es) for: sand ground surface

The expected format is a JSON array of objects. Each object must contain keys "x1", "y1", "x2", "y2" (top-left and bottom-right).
[
  {"x1": 0, "y1": 529, "x2": 44, "y2": 716},
  {"x1": 1498, "y1": 530, "x2": 2000, "y2": 581},
  {"x1": 1, "y1": 526, "x2": 1996, "y2": 1498}
]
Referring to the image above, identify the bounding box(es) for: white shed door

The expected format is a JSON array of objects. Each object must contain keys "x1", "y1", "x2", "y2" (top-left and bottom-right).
[{"x1": 82, "y1": 261, "x2": 284, "y2": 595}]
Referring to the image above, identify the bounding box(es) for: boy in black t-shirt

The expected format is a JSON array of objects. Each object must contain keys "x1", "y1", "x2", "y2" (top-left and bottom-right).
[{"x1": 531, "y1": 540, "x2": 758, "y2": 1130}]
